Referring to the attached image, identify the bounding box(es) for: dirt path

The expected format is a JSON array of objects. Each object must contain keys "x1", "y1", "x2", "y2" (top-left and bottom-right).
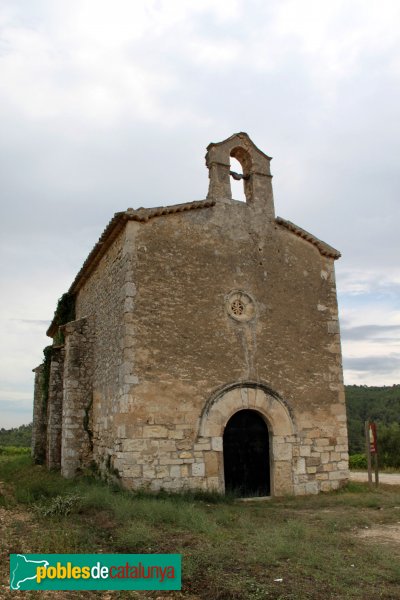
[
  {"x1": 357, "y1": 524, "x2": 400, "y2": 544},
  {"x1": 350, "y1": 471, "x2": 400, "y2": 485}
]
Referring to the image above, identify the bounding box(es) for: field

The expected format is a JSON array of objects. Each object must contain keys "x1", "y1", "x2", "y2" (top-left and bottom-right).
[{"x1": 1, "y1": 453, "x2": 400, "y2": 599}]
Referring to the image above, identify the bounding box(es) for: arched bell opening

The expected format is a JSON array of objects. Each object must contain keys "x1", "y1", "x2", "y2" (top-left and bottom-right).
[
  {"x1": 230, "y1": 146, "x2": 252, "y2": 204},
  {"x1": 230, "y1": 157, "x2": 247, "y2": 202}
]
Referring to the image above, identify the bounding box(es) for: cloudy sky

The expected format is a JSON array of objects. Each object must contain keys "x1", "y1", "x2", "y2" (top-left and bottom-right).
[{"x1": 1, "y1": 0, "x2": 399, "y2": 428}]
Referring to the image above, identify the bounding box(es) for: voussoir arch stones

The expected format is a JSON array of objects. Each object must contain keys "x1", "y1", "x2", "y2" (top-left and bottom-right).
[
  {"x1": 199, "y1": 383, "x2": 297, "y2": 496},
  {"x1": 199, "y1": 383, "x2": 294, "y2": 438}
]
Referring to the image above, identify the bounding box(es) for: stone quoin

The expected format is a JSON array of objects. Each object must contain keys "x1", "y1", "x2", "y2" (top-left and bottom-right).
[{"x1": 32, "y1": 133, "x2": 349, "y2": 496}]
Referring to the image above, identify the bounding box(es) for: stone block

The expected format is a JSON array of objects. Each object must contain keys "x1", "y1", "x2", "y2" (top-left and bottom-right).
[
  {"x1": 211, "y1": 436, "x2": 223, "y2": 452},
  {"x1": 204, "y1": 452, "x2": 219, "y2": 477},
  {"x1": 159, "y1": 457, "x2": 183, "y2": 465},
  {"x1": 328, "y1": 470, "x2": 347, "y2": 480},
  {"x1": 299, "y1": 446, "x2": 311, "y2": 457},
  {"x1": 192, "y1": 463, "x2": 205, "y2": 477},
  {"x1": 306, "y1": 457, "x2": 321, "y2": 467},
  {"x1": 156, "y1": 466, "x2": 169, "y2": 479},
  {"x1": 323, "y1": 463, "x2": 334, "y2": 472},
  {"x1": 273, "y1": 442, "x2": 292, "y2": 461},
  {"x1": 321, "y1": 452, "x2": 330, "y2": 464},
  {"x1": 168, "y1": 430, "x2": 185, "y2": 439},
  {"x1": 124, "y1": 466, "x2": 142, "y2": 478},
  {"x1": 320, "y1": 481, "x2": 332, "y2": 492},
  {"x1": 274, "y1": 461, "x2": 294, "y2": 495},
  {"x1": 207, "y1": 477, "x2": 220, "y2": 490},
  {"x1": 122, "y1": 439, "x2": 146, "y2": 452},
  {"x1": 117, "y1": 425, "x2": 126, "y2": 438},
  {"x1": 179, "y1": 451, "x2": 193, "y2": 459},
  {"x1": 124, "y1": 375, "x2": 139, "y2": 384},
  {"x1": 315, "y1": 438, "x2": 330, "y2": 446},
  {"x1": 294, "y1": 457, "x2": 306, "y2": 475},
  {"x1": 142, "y1": 466, "x2": 156, "y2": 478},
  {"x1": 158, "y1": 439, "x2": 176, "y2": 452},
  {"x1": 305, "y1": 481, "x2": 318, "y2": 494},
  {"x1": 150, "y1": 480, "x2": 162, "y2": 492},
  {"x1": 170, "y1": 465, "x2": 181, "y2": 478},
  {"x1": 294, "y1": 484, "x2": 307, "y2": 496},
  {"x1": 143, "y1": 425, "x2": 168, "y2": 438},
  {"x1": 176, "y1": 440, "x2": 193, "y2": 451},
  {"x1": 194, "y1": 442, "x2": 211, "y2": 451}
]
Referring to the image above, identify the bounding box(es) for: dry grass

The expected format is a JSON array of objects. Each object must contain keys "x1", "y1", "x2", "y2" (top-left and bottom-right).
[{"x1": 1, "y1": 455, "x2": 400, "y2": 599}]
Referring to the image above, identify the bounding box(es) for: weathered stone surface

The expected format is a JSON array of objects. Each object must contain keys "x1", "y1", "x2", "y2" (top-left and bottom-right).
[
  {"x1": 61, "y1": 317, "x2": 94, "y2": 478},
  {"x1": 32, "y1": 365, "x2": 46, "y2": 464},
  {"x1": 46, "y1": 347, "x2": 65, "y2": 469},
  {"x1": 33, "y1": 133, "x2": 348, "y2": 496}
]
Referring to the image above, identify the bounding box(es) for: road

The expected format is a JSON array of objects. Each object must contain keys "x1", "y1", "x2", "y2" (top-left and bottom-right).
[{"x1": 350, "y1": 471, "x2": 400, "y2": 485}]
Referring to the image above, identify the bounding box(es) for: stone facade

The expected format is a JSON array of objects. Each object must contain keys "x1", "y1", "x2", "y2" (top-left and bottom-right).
[
  {"x1": 32, "y1": 132, "x2": 349, "y2": 496},
  {"x1": 32, "y1": 364, "x2": 46, "y2": 464}
]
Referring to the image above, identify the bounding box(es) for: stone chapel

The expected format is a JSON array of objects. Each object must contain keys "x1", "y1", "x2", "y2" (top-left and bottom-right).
[{"x1": 32, "y1": 132, "x2": 349, "y2": 497}]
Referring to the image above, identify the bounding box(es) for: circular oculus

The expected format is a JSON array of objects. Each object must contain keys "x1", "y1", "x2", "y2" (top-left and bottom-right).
[{"x1": 226, "y1": 291, "x2": 256, "y2": 322}]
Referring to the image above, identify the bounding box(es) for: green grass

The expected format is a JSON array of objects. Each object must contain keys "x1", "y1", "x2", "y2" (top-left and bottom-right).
[
  {"x1": 1, "y1": 455, "x2": 400, "y2": 599},
  {"x1": 0, "y1": 445, "x2": 30, "y2": 455}
]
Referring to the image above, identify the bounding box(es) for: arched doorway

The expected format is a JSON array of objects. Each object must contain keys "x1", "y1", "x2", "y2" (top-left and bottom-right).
[{"x1": 223, "y1": 409, "x2": 270, "y2": 497}]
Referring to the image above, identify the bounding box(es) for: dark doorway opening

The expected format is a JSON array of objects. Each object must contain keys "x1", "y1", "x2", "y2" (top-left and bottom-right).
[{"x1": 223, "y1": 409, "x2": 270, "y2": 497}]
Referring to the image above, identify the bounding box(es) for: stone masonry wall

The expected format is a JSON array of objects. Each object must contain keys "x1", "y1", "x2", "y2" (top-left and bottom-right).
[
  {"x1": 61, "y1": 317, "x2": 94, "y2": 477},
  {"x1": 109, "y1": 198, "x2": 348, "y2": 495},
  {"x1": 46, "y1": 346, "x2": 65, "y2": 470},
  {"x1": 74, "y1": 229, "x2": 130, "y2": 477},
  {"x1": 32, "y1": 364, "x2": 46, "y2": 464}
]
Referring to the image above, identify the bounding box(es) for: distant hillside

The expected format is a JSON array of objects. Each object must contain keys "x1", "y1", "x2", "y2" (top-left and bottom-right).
[
  {"x1": 1, "y1": 388, "x2": 399, "y2": 463},
  {"x1": 0, "y1": 423, "x2": 32, "y2": 447},
  {"x1": 345, "y1": 385, "x2": 400, "y2": 465}
]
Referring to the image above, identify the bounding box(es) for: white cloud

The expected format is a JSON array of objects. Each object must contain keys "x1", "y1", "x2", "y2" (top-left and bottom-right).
[{"x1": 0, "y1": 0, "x2": 400, "y2": 426}]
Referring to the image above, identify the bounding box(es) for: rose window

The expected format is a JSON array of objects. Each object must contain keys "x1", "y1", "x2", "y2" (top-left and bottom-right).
[{"x1": 226, "y1": 291, "x2": 256, "y2": 322}]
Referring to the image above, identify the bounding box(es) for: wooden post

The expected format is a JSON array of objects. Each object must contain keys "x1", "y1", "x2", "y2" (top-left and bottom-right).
[
  {"x1": 373, "y1": 423, "x2": 379, "y2": 488},
  {"x1": 365, "y1": 421, "x2": 373, "y2": 487},
  {"x1": 374, "y1": 452, "x2": 379, "y2": 487}
]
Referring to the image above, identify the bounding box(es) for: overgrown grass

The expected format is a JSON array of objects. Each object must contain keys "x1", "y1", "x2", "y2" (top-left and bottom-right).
[
  {"x1": 1, "y1": 455, "x2": 400, "y2": 599},
  {"x1": 0, "y1": 445, "x2": 30, "y2": 455}
]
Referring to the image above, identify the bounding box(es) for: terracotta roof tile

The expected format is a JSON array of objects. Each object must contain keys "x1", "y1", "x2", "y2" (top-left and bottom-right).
[
  {"x1": 276, "y1": 217, "x2": 341, "y2": 259},
  {"x1": 46, "y1": 199, "x2": 215, "y2": 337}
]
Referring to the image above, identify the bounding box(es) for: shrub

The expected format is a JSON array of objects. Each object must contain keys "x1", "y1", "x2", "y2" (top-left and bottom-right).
[
  {"x1": 36, "y1": 494, "x2": 82, "y2": 517},
  {"x1": 349, "y1": 453, "x2": 367, "y2": 469}
]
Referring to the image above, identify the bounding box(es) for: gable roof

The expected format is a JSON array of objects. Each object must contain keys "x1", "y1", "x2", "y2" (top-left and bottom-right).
[
  {"x1": 47, "y1": 200, "x2": 340, "y2": 337},
  {"x1": 276, "y1": 217, "x2": 341, "y2": 259},
  {"x1": 46, "y1": 199, "x2": 215, "y2": 336}
]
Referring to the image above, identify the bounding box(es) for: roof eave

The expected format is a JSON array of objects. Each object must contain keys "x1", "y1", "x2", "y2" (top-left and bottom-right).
[
  {"x1": 46, "y1": 199, "x2": 215, "y2": 338},
  {"x1": 275, "y1": 217, "x2": 341, "y2": 259}
]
